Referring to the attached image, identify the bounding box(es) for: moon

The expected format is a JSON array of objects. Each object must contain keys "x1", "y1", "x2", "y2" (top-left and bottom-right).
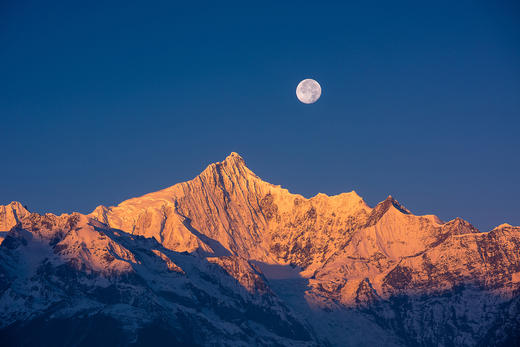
[{"x1": 296, "y1": 79, "x2": 321, "y2": 104}]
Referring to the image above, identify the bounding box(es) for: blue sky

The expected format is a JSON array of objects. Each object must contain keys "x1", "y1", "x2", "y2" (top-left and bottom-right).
[{"x1": 1, "y1": 0, "x2": 519, "y2": 231}]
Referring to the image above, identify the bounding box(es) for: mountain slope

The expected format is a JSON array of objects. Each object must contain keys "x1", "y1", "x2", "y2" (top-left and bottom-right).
[{"x1": 0, "y1": 212, "x2": 316, "y2": 346}]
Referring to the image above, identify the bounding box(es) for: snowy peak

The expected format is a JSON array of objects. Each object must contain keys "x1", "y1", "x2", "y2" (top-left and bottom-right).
[
  {"x1": 197, "y1": 151, "x2": 256, "y2": 186},
  {"x1": 203, "y1": 152, "x2": 247, "y2": 174},
  {"x1": 365, "y1": 195, "x2": 410, "y2": 227},
  {"x1": 0, "y1": 201, "x2": 29, "y2": 230},
  {"x1": 383, "y1": 195, "x2": 411, "y2": 214},
  {"x1": 223, "y1": 151, "x2": 245, "y2": 166},
  {"x1": 442, "y1": 217, "x2": 480, "y2": 235},
  {"x1": 493, "y1": 223, "x2": 515, "y2": 231},
  {"x1": 0, "y1": 202, "x2": 30, "y2": 243}
]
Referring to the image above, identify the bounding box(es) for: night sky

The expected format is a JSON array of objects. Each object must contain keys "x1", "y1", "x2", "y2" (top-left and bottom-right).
[{"x1": 1, "y1": 1, "x2": 519, "y2": 231}]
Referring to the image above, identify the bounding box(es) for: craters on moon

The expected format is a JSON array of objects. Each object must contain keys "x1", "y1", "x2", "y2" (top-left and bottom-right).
[{"x1": 296, "y1": 79, "x2": 321, "y2": 104}]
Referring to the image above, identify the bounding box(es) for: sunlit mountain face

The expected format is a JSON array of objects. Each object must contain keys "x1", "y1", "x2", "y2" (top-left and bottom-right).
[{"x1": 1, "y1": 153, "x2": 519, "y2": 346}]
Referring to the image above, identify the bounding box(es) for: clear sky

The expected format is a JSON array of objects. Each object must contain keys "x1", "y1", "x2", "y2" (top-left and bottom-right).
[{"x1": 1, "y1": 1, "x2": 519, "y2": 231}]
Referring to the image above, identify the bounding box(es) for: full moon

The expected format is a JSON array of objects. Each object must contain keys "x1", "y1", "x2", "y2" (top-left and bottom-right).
[{"x1": 296, "y1": 78, "x2": 321, "y2": 104}]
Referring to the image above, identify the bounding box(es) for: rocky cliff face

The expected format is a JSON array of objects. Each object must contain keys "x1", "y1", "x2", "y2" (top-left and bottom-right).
[{"x1": 1, "y1": 153, "x2": 519, "y2": 346}]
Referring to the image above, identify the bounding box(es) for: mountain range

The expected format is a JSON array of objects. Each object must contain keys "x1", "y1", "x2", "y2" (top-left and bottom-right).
[{"x1": 1, "y1": 152, "x2": 519, "y2": 346}]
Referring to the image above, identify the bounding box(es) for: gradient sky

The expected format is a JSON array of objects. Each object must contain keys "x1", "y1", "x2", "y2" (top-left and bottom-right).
[{"x1": 1, "y1": 1, "x2": 519, "y2": 231}]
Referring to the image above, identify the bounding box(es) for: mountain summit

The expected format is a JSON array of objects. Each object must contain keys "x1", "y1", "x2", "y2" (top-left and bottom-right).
[{"x1": 1, "y1": 153, "x2": 519, "y2": 346}]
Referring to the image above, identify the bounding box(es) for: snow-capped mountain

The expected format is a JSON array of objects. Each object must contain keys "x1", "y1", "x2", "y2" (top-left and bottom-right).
[
  {"x1": 1, "y1": 153, "x2": 519, "y2": 346},
  {"x1": 0, "y1": 202, "x2": 30, "y2": 244}
]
